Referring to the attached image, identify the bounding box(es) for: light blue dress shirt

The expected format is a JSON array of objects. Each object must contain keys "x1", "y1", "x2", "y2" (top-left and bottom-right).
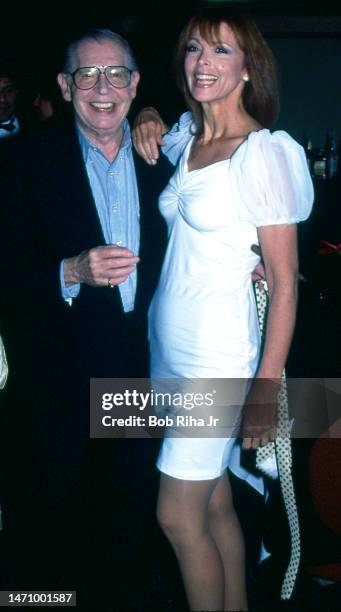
[{"x1": 61, "y1": 120, "x2": 140, "y2": 312}]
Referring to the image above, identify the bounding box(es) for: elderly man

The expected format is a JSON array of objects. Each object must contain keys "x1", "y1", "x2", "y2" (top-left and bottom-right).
[{"x1": 1, "y1": 28, "x2": 171, "y2": 607}]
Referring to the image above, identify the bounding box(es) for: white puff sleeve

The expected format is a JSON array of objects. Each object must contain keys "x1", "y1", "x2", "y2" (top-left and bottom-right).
[
  {"x1": 230, "y1": 129, "x2": 314, "y2": 227},
  {"x1": 161, "y1": 111, "x2": 193, "y2": 166}
]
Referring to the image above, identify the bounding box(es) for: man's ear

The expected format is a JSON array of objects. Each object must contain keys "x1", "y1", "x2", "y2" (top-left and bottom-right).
[
  {"x1": 57, "y1": 73, "x2": 72, "y2": 102},
  {"x1": 130, "y1": 70, "x2": 140, "y2": 100}
]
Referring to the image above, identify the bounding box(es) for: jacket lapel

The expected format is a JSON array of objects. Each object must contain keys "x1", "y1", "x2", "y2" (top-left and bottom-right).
[{"x1": 133, "y1": 150, "x2": 172, "y2": 317}]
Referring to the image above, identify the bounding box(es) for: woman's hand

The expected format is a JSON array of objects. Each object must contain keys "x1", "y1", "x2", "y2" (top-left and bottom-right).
[
  {"x1": 132, "y1": 107, "x2": 169, "y2": 165},
  {"x1": 242, "y1": 378, "x2": 279, "y2": 449}
]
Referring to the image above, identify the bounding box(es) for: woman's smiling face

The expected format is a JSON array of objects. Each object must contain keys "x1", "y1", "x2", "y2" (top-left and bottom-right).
[{"x1": 184, "y1": 22, "x2": 248, "y2": 105}]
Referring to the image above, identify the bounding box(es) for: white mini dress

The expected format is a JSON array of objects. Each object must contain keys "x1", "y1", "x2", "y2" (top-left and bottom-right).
[{"x1": 149, "y1": 123, "x2": 313, "y2": 481}]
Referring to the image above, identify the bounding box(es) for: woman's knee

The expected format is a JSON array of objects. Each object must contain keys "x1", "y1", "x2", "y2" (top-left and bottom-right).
[
  {"x1": 157, "y1": 500, "x2": 180, "y2": 536},
  {"x1": 156, "y1": 501, "x2": 201, "y2": 547},
  {"x1": 208, "y1": 491, "x2": 235, "y2": 525}
]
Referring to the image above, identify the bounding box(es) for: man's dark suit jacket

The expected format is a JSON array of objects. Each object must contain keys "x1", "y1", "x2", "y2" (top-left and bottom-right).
[
  {"x1": 0, "y1": 117, "x2": 172, "y2": 507},
  {"x1": 0, "y1": 118, "x2": 175, "y2": 604}
]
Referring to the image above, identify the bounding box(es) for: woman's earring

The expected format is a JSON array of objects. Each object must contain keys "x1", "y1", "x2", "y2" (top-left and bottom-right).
[{"x1": 242, "y1": 74, "x2": 250, "y2": 82}]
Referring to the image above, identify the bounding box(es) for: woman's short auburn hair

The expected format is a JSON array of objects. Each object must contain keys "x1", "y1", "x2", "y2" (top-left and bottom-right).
[{"x1": 174, "y1": 9, "x2": 279, "y2": 133}]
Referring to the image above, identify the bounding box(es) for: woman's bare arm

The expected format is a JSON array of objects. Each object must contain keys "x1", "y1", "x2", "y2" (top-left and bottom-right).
[{"x1": 243, "y1": 224, "x2": 298, "y2": 449}]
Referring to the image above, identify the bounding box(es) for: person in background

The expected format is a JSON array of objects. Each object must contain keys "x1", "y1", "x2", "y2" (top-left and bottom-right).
[
  {"x1": 32, "y1": 89, "x2": 55, "y2": 123},
  {"x1": 31, "y1": 76, "x2": 66, "y2": 124},
  {"x1": 133, "y1": 8, "x2": 314, "y2": 611},
  {"x1": 0, "y1": 68, "x2": 20, "y2": 139}
]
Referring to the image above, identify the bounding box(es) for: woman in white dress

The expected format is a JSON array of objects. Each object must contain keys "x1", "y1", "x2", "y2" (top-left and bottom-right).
[{"x1": 134, "y1": 9, "x2": 313, "y2": 611}]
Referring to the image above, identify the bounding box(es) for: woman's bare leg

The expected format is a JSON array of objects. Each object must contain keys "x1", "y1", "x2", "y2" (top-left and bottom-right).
[
  {"x1": 208, "y1": 471, "x2": 248, "y2": 611},
  {"x1": 157, "y1": 472, "x2": 248, "y2": 611}
]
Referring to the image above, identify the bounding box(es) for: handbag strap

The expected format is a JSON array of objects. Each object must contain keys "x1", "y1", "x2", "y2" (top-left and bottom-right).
[{"x1": 254, "y1": 280, "x2": 301, "y2": 600}]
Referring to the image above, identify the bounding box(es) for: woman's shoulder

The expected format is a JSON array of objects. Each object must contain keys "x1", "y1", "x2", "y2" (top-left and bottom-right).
[
  {"x1": 230, "y1": 128, "x2": 314, "y2": 226},
  {"x1": 161, "y1": 112, "x2": 194, "y2": 166},
  {"x1": 246, "y1": 128, "x2": 304, "y2": 154},
  {"x1": 232, "y1": 128, "x2": 308, "y2": 178}
]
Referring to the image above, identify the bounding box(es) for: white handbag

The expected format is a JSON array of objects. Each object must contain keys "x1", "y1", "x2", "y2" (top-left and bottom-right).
[{"x1": 0, "y1": 334, "x2": 8, "y2": 389}]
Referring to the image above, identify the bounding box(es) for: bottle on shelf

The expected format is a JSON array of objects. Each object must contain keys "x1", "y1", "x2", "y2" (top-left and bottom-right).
[
  {"x1": 302, "y1": 134, "x2": 313, "y2": 175},
  {"x1": 325, "y1": 133, "x2": 339, "y2": 179},
  {"x1": 306, "y1": 140, "x2": 313, "y2": 176},
  {"x1": 312, "y1": 147, "x2": 327, "y2": 180}
]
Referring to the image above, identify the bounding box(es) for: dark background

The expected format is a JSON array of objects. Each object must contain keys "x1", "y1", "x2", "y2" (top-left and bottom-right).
[
  {"x1": 2, "y1": 0, "x2": 341, "y2": 376},
  {"x1": 1, "y1": 0, "x2": 340, "y2": 147},
  {"x1": 1, "y1": 3, "x2": 340, "y2": 608}
]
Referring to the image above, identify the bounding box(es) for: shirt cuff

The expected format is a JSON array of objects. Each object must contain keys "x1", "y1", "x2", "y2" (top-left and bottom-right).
[{"x1": 60, "y1": 260, "x2": 80, "y2": 304}]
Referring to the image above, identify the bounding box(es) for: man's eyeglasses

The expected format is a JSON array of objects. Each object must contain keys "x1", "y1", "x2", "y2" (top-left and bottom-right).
[{"x1": 69, "y1": 65, "x2": 133, "y2": 90}]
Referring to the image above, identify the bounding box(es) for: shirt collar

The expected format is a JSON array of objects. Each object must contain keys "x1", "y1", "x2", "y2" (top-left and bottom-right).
[
  {"x1": 76, "y1": 119, "x2": 131, "y2": 164},
  {"x1": 0, "y1": 115, "x2": 19, "y2": 139}
]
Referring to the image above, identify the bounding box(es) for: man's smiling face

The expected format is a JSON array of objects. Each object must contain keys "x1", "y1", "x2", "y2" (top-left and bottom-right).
[{"x1": 58, "y1": 38, "x2": 140, "y2": 142}]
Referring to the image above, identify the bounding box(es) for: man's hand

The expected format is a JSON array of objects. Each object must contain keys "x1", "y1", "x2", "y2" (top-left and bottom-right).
[
  {"x1": 242, "y1": 378, "x2": 279, "y2": 450},
  {"x1": 251, "y1": 244, "x2": 266, "y2": 282},
  {"x1": 251, "y1": 243, "x2": 305, "y2": 283},
  {"x1": 64, "y1": 245, "x2": 139, "y2": 288},
  {"x1": 132, "y1": 107, "x2": 168, "y2": 165},
  {"x1": 252, "y1": 262, "x2": 266, "y2": 283}
]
